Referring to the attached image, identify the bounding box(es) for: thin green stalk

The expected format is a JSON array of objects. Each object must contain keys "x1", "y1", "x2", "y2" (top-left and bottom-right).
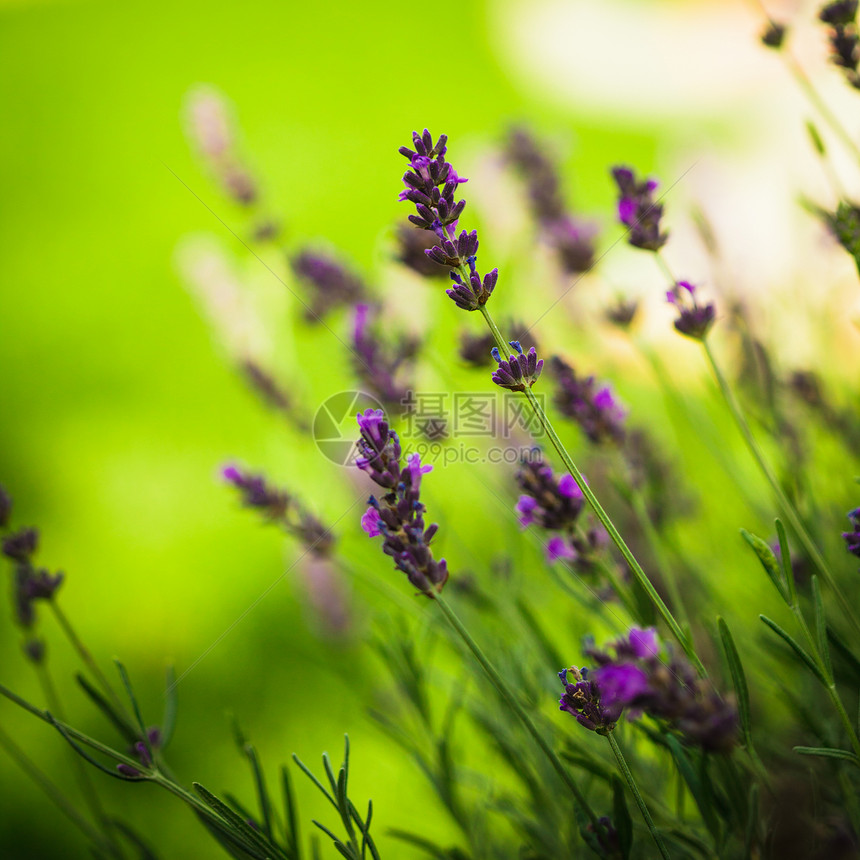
[
  {"x1": 0, "y1": 722, "x2": 109, "y2": 850},
  {"x1": 605, "y1": 731, "x2": 671, "y2": 860},
  {"x1": 478, "y1": 304, "x2": 704, "y2": 676},
  {"x1": 431, "y1": 593, "x2": 599, "y2": 828},
  {"x1": 790, "y1": 606, "x2": 860, "y2": 762},
  {"x1": 49, "y1": 600, "x2": 133, "y2": 723},
  {"x1": 784, "y1": 52, "x2": 860, "y2": 167},
  {"x1": 700, "y1": 338, "x2": 860, "y2": 634},
  {"x1": 36, "y1": 663, "x2": 122, "y2": 858}
]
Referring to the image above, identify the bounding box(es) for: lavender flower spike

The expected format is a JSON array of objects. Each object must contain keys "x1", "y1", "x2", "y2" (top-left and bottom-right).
[
  {"x1": 550, "y1": 356, "x2": 626, "y2": 445},
  {"x1": 558, "y1": 667, "x2": 622, "y2": 734},
  {"x1": 666, "y1": 280, "x2": 715, "y2": 340},
  {"x1": 612, "y1": 165, "x2": 668, "y2": 252},
  {"x1": 843, "y1": 508, "x2": 860, "y2": 558},
  {"x1": 354, "y1": 409, "x2": 448, "y2": 595},
  {"x1": 491, "y1": 341, "x2": 543, "y2": 392}
]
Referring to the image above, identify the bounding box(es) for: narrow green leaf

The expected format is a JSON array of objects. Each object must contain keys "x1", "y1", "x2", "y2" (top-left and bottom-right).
[
  {"x1": 322, "y1": 752, "x2": 338, "y2": 798},
  {"x1": 811, "y1": 576, "x2": 833, "y2": 681},
  {"x1": 113, "y1": 661, "x2": 147, "y2": 740},
  {"x1": 111, "y1": 819, "x2": 161, "y2": 860},
  {"x1": 195, "y1": 809, "x2": 265, "y2": 860},
  {"x1": 744, "y1": 783, "x2": 759, "y2": 859},
  {"x1": 47, "y1": 713, "x2": 146, "y2": 782},
  {"x1": 718, "y1": 618, "x2": 752, "y2": 748},
  {"x1": 793, "y1": 745, "x2": 860, "y2": 765},
  {"x1": 193, "y1": 782, "x2": 279, "y2": 859},
  {"x1": 664, "y1": 734, "x2": 721, "y2": 842},
  {"x1": 760, "y1": 615, "x2": 827, "y2": 684},
  {"x1": 292, "y1": 754, "x2": 338, "y2": 810},
  {"x1": 160, "y1": 665, "x2": 178, "y2": 749},
  {"x1": 741, "y1": 529, "x2": 787, "y2": 602},
  {"x1": 806, "y1": 121, "x2": 826, "y2": 156},
  {"x1": 311, "y1": 821, "x2": 352, "y2": 859},
  {"x1": 774, "y1": 520, "x2": 797, "y2": 606},
  {"x1": 76, "y1": 673, "x2": 137, "y2": 743},
  {"x1": 611, "y1": 775, "x2": 633, "y2": 860},
  {"x1": 387, "y1": 830, "x2": 453, "y2": 860},
  {"x1": 247, "y1": 744, "x2": 274, "y2": 841},
  {"x1": 281, "y1": 765, "x2": 301, "y2": 860}
]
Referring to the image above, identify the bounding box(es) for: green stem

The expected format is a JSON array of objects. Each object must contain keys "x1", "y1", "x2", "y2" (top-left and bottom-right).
[
  {"x1": 49, "y1": 600, "x2": 133, "y2": 723},
  {"x1": 0, "y1": 722, "x2": 109, "y2": 850},
  {"x1": 700, "y1": 338, "x2": 860, "y2": 634},
  {"x1": 784, "y1": 52, "x2": 860, "y2": 167},
  {"x1": 605, "y1": 731, "x2": 671, "y2": 860},
  {"x1": 479, "y1": 305, "x2": 704, "y2": 676},
  {"x1": 791, "y1": 606, "x2": 860, "y2": 762},
  {"x1": 432, "y1": 593, "x2": 599, "y2": 828},
  {"x1": 37, "y1": 663, "x2": 122, "y2": 858}
]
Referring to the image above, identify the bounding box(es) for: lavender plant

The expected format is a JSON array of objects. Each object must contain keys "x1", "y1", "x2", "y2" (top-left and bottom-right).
[{"x1": 7, "y1": 7, "x2": 860, "y2": 856}]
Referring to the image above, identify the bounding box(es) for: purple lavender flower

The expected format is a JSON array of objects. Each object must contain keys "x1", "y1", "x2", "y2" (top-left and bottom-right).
[
  {"x1": 819, "y1": 3, "x2": 860, "y2": 86},
  {"x1": 395, "y1": 225, "x2": 448, "y2": 278},
  {"x1": 458, "y1": 329, "x2": 496, "y2": 366},
  {"x1": 504, "y1": 127, "x2": 597, "y2": 274},
  {"x1": 291, "y1": 250, "x2": 367, "y2": 321},
  {"x1": 10, "y1": 564, "x2": 63, "y2": 629},
  {"x1": 605, "y1": 298, "x2": 639, "y2": 330},
  {"x1": 550, "y1": 356, "x2": 625, "y2": 445},
  {"x1": 558, "y1": 666, "x2": 622, "y2": 733},
  {"x1": 612, "y1": 166, "x2": 668, "y2": 252},
  {"x1": 398, "y1": 129, "x2": 502, "y2": 311},
  {"x1": 666, "y1": 280, "x2": 716, "y2": 340},
  {"x1": 545, "y1": 535, "x2": 577, "y2": 563},
  {"x1": 843, "y1": 508, "x2": 860, "y2": 558},
  {"x1": 222, "y1": 464, "x2": 333, "y2": 555},
  {"x1": 2, "y1": 527, "x2": 39, "y2": 563},
  {"x1": 582, "y1": 628, "x2": 739, "y2": 753},
  {"x1": 354, "y1": 409, "x2": 448, "y2": 595},
  {"x1": 0, "y1": 485, "x2": 11, "y2": 530},
  {"x1": 491, "y1": 342, "x2": 543, "y2": 392},
  {"x1": 515, "y1": 454, "x2": 584, "y2": 531},
  {"x1": 351, "y1": 303, "x2": 418, "y2": 407}
]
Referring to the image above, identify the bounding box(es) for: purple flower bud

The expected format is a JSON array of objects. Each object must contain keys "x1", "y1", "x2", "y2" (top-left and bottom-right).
[
  {"x1": 491, "y1": 346, "x2": 543, "y2": 392},
  {"x1": 0, "y1": 485, "x2": 11, "y2": 529},
  {"x1": 666, "y1": 281, "x2": 716, "y2": 340},
  {"x1": 843, "y1": 508, "x2": 860, "y2": 558},
  {"x1": 545, "y1": 535, "x2": 577, "y2": 563},
  {"x1": 2, "y1": 528, "x2": 39, "y2": 563},
  {"x1": 291, "y1": 250, "x2": 366, "y2": 321},
  {"x1": 550, "y1": 356, "x2": 626, "y2": 445},
  {"x1": 611, "y1": 165, "x2": 668, "y2": 251},
  {"x1": 361, "y1": 506, "x2": 382, "y2": 537}
]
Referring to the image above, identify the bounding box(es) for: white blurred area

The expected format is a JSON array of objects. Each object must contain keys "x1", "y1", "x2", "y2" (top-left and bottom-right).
[{"x1": 489, "y1": 0, "x2": 860, "y2": 370}]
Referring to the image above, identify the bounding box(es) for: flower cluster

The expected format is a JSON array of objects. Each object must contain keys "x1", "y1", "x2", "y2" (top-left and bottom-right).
[
  {"x1": 666, "y1": 280, "x2": 715, "y2": 340},
  {"x1": 1, "y1": 523, "x2": 64, "y2": 630},
  {"x1": 395, "y1": 225, "x2": 447, "y2": 278},
  {"x1": 185, "y1": 87, "x2": 259, "y2": 206},
  {"x1": 843, "y1": 508, "x2": 860, "y2": 558},
  {"x1": 819, "y1": 1, "x2": 860, "y2": 88},
  {"x1": 290, "y1": 250, "x2": 367, "y2": 321},
  {"x1": 504, "y1": 127, "x2": 596, "y2": 274},
  {"x1": 514, "y1": 453, "x2": 608, "y2": 566},
  {"x1": 558, "y1": 666, "x2": 622, "y2": 733},
  {"x1": 577, "y1": 628, "x2": 738, "y2": 753},
  {"x1": 491, "y1": 341, "x2": 543, "y2": 391},
  {"x1": 550, "y1": 356, "x2": 626, "y2": 445},
  {"x1": 612, "y1": 166, "x2": 668, "y2": 251},
  {"x1": 351, "y1": 303, "x2": 419, "y2": 407},
  {"x1": 355, "y1": 409, "x2": 448, "y2": 595},
  {"x1": 222, "y1": 465, "x2": 334, "y2": 556},
  {"x1": 398, "y1": 129, "x2": 501, "y2": 312}
]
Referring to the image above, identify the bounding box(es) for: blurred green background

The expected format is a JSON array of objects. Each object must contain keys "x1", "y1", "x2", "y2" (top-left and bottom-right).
[{"x1": 2, "y1": 0, "x2": 859, "y2": 856}]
